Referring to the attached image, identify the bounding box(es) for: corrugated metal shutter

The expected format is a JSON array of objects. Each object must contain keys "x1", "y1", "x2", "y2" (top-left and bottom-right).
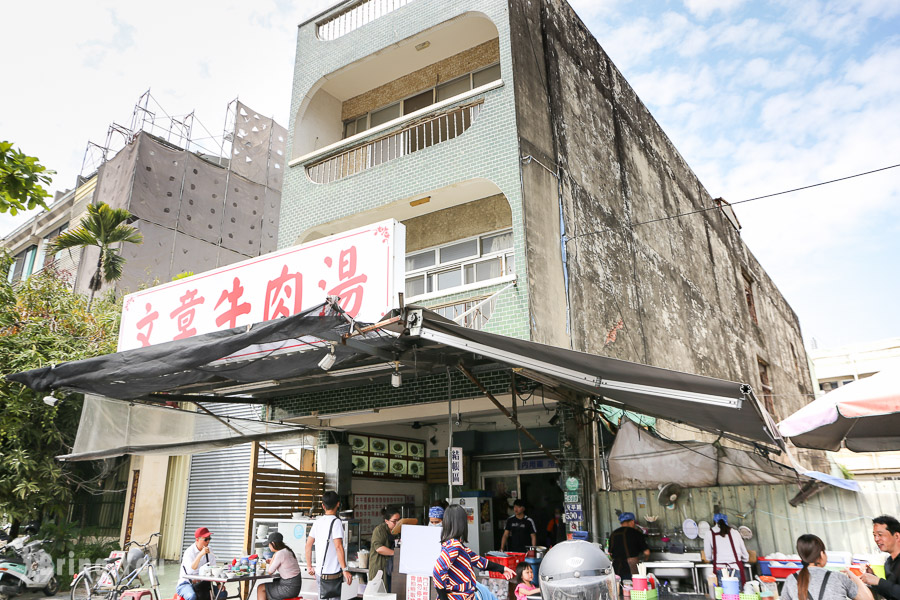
[
  {"x1": 182, "y1": 403, "x2": 259, "y2": 560},
  {"x1": 596, "y1": 481, "x2": 888, "y2": 556},
  {"x1": 181, "y1": 403, "x2": 313, "y2": 560}
]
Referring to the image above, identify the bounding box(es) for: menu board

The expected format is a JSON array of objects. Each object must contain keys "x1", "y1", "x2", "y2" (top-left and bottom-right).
[
  {"x1": 349, "y1": 433, "x2": 426, "y2": 480},
  {"x1": 354, "y1": 494, "x2": 410, "y2": 532}
]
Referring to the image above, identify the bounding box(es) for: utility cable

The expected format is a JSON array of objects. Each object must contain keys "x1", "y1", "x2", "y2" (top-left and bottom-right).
[{"x1": 568, "y1": 162, "x2": 900, "y2": 240}]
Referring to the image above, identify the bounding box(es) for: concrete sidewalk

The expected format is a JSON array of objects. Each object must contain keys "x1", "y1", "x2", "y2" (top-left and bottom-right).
[{"x1": 34, "y1": 560, "x2": 183, "y2": 600}]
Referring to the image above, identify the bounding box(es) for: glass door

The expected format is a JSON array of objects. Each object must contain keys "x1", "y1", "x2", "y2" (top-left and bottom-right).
[{"x1": 482, "y1": 474, "x2": 518, "y2": 550}]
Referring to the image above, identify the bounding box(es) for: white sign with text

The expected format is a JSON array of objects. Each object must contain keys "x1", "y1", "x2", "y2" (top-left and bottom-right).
[
  {"x1": 449, "y1": 447, "x2": 464, "y2": 486},
  {"x1": 117, "y1": 219, "x2": 405, "y2": 351}
]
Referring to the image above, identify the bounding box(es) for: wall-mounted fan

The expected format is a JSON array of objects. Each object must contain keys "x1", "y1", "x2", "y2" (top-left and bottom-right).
[{"x1": 657, "y1": 482, "x2": 684, "y2": 510}]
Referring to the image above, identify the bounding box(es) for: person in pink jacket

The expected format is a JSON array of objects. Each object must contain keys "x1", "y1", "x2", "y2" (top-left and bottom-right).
[{"x1": 257, "y1": 532, "x2": 301, "y2": 600}]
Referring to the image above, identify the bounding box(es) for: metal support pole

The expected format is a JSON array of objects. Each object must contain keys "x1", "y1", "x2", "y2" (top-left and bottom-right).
[
  {"x1": 457, "y1": 365, "x2": 560, "y2": 464},
  {"x1": 447, "y1": 369, "x2": 454, "y2": 503}
]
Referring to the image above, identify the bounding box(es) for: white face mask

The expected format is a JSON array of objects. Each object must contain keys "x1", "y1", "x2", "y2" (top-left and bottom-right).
[{"x1": 430, "y1": 522, "x2": 442, "y2": 527}]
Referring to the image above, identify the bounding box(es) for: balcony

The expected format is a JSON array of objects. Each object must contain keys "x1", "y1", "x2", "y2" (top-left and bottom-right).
[
  {"x1": 316, "y1": 0, "x2": 419, "y2": 41},
  {"x1": 306, "y1": 98, "x2": 484, "y2": 184},
  {"x1": 291, "y1": 11, "x2": 501, "y2": 165}
]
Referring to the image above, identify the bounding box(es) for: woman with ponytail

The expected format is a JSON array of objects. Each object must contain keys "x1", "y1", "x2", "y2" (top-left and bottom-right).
[
  {"x1": 780, "y1": 535, "x2": 872, "y2": 600},
  {"x1": 257, "y1": 531, "x2": 301, "y2": 600},
  {"x1": 702, "y1": 513, "x2": 749, "y2": 585}
]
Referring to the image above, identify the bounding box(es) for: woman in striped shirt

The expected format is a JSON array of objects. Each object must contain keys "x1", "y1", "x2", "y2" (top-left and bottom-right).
[{"x1": 433, "y1": 505, "x2": 516, "y2": 600}]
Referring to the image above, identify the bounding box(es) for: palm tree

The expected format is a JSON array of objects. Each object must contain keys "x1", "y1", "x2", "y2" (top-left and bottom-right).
[{"x1": 49, "y1": 202, "x2": 143, "y2": 309}]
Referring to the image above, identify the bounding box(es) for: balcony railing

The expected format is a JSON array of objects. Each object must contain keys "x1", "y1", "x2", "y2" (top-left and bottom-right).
[
  {"x1": 306, "y1": 100, "x2": 483, "y2": 184},
  {"x1": 317, "y1": 0, "x2": 418, "y2": 41},
  {"x1": 430, "y1": 281, "x2": 516, "y2": 331}
]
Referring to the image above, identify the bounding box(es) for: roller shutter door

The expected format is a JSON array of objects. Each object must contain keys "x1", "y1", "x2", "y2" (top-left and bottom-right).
[
  {"x1": 180, "y1": 404, "x2": 310, "y2": 560},
  {"x1": 181, "y1": 404, "x2": 258, "y2": 560}
]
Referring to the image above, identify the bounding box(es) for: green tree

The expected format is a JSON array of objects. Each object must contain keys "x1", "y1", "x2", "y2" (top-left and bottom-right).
[
  {"x1": 48, "y1": 202, "x2": 143, "y2": 310},
  {"x1": 0, "y1": 141, "x2": 55, "y2": 215},
  {"x1": 0, "y1": 256, "x2": 121, "y2": 524}
]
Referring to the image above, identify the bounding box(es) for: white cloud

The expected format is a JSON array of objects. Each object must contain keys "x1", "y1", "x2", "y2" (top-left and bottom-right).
[
  {"x1": 629, "y1": 65, "x2": 718, "y2": 107},
  {"x1": 683, "y1": 0, "x2": 747, "y2": 19},
  {"x1": 0, "y1": 0, "x2": 331, "y2": 214},
  {"x1": 568, "y1": 0, "x2": 625, "y2": 22},
  {"x1": 781, "y1": 0, "x2": 900, "y2": 44}
]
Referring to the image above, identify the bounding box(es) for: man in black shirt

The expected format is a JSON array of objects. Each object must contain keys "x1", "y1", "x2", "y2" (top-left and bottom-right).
[
  {"x1": 608, "y1": 512, "x2": 649, "y2": 581},
  {"x1": 862, "y1": 515, "x2": 900, "y2": 600},
  {"x1": 501, "y1": 499, "x2": 537, "y2": 552}
]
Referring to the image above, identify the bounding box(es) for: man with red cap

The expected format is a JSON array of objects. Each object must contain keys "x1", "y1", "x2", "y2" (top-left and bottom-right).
[{"x1": 176, "y1": 527, "x2": 226, "y2": 600}]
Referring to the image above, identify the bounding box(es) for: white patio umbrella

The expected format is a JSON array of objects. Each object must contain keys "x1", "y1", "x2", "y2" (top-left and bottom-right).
[{"x1": 778, "y1": 366, "x2": 900, "y2": 451}]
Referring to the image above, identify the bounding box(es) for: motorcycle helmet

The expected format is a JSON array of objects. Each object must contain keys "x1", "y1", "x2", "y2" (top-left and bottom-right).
[{"x1": 539, "y1": 540, "x2": 616, "y2": 600}]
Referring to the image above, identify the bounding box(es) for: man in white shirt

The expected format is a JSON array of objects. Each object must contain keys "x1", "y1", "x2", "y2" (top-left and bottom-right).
[
  {"x1": 305, "y1": 492, "x2": 353, "y2": 598},
  {"x1": 176, "y1": 527, "x2": 226, "y2": 600}
]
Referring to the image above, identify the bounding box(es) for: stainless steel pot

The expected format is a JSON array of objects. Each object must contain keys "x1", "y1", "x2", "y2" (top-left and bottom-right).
[{"x1": 527, "y1": 545, "x2": 548, "y2": 559}]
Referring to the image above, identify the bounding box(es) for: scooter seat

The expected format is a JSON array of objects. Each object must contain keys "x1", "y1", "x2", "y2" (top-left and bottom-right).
[{"x1": 0, "y1": 555, "x2": 25, "y2": 565}]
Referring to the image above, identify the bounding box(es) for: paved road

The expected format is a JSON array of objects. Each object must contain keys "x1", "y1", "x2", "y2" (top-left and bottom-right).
[{"x1": 19, "y1": 560, "x2": 182, "y2": 600}]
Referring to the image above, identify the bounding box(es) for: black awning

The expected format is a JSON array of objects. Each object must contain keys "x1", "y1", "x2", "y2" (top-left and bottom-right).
[
  {"x1": 7, "y1": 303, "x2": 778, "y2": 447},
  {"x1": 6, "y1": 302, "x2": 359, "y2": 399},
  {"x1": 411, "y1": 314, "x2": 778, "y2": 445}
]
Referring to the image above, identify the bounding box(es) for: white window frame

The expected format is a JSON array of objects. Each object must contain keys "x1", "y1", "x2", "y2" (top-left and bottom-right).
[
  {"x1": 342, "y1": 62, "x2": 501, "y2": 140},
  {"x1": 404, "y1": 228, "x2": 515, "y2": 301}
]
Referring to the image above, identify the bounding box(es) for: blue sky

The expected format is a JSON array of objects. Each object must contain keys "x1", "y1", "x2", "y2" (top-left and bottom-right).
[{"x1": 1, "y1": 0, "x2": 898, "y2": 350}]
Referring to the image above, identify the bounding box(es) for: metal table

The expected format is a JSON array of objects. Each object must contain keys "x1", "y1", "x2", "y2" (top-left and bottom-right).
[
  {"x1": 188, "y1": 573, "x2": 278, "y2": 600},
  {"x1": 640, "y1": 562, "x2": 700, "y2": 594}
]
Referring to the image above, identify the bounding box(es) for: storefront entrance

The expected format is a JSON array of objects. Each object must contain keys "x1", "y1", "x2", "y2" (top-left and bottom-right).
[
  {"x1": 481, "y1": 460, "x2": 563, "y2": 550},
  {"x1": 520, "y1": 472, "x2": 563, "y2": 546}
]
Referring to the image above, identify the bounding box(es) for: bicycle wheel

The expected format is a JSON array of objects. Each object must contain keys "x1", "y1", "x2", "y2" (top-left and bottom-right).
[{"x1": 71, "y1": 567, "x2": 115, "y2": 600}]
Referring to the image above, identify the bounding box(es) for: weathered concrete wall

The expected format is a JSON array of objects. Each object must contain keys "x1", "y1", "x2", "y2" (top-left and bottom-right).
[
  {"x1": 508, "y1": 0, "x2": 817, "y2": 463},
  {"x1": 83, "y1": 132, "x2": 286, "y2": 299},
  {"x1": 507, "y1": 0, "x2": 570, "y2": 349}
]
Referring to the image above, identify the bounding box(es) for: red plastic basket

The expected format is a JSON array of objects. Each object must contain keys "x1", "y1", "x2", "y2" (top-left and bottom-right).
[
  {"x1": 769, "y1": 565, "x2": 802, "y2": 578},
  {"x1": 489, "y1": 552, "x2": 526, "y2": 578}
]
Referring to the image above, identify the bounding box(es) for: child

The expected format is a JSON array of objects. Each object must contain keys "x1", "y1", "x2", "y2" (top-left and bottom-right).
[{"x1": 515, "y1": 563, "x2": 541, "y2": 600}]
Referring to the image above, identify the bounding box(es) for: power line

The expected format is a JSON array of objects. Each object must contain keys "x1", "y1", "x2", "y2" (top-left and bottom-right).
[{"x1": 570, "y1": 162, "x2": 900, "y2": 240}]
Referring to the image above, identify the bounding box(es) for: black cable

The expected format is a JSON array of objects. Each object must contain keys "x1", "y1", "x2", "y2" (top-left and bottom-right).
[
  {"x1": 651, "y1": 427, "x2": 800, "y2": 479},
  {"x1": 570, "y1": 162, "x2": 900, "y2": 240}
]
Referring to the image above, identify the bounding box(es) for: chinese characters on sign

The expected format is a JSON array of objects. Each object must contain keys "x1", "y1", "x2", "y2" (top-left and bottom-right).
[
  {"x1": 117, "y1": 219, "x2": 405, "y2": 351},
  {"x1": 449, "y1": 447, "x2": 464, "y2": 486},
  {"x1": 352, "y1": 494, "x2": 410, "y2": 533},
  {"x1": 406, "y1": 575, "x2": 430, "y2": 600},
  {"x1": 564, "y1": 502, "x2": 583, "y2": 523},
  {"x1": 518, "y1": 458, "x2": 556, "y2": 471}
]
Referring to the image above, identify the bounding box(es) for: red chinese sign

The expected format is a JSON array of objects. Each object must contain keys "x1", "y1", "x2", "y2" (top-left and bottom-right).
[{"x1": 117, "y1": 219, "x2": 405, "y2": 351}]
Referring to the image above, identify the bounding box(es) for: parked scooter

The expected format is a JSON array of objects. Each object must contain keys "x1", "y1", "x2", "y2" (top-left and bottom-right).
[{"x1": 0, "y1": 526, "x2": 59, "y2": 600}]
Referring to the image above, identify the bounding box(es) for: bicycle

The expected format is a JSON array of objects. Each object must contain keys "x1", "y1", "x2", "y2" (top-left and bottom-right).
[{"x1": 71, "y1": 533, "x2": 161, "y2": 600}]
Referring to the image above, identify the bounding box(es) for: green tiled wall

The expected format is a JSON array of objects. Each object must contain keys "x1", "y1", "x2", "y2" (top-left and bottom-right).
[
  {"x1": 272, "y1": 368, "x2": 518, "y2": 419},
  {"x1": 281, "y1": 0, "x2": 530, "y2": 346}
]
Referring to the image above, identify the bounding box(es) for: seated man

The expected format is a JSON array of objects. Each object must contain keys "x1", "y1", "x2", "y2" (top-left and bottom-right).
[{"x1": 176, "y1": 527, "x2": 227, "y2": 600}]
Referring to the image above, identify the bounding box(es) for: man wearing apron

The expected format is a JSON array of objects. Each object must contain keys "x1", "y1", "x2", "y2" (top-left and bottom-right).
[{"x1": 609, "y1": 512, "x2": 650, "y2": 581}]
